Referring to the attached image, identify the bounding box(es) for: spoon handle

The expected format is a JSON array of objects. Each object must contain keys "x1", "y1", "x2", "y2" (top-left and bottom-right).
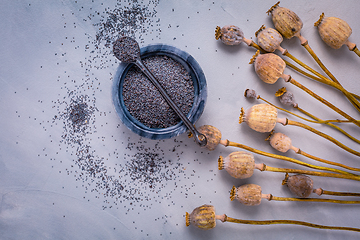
[{"x1": 135, "y1": 59, "x2": 207, "y2": 147}]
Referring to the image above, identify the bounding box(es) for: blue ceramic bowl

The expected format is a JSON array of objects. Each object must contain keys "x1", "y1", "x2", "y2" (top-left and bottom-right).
[{"x1": 112, "y1": 44, "x2": 207, "y2": 140}]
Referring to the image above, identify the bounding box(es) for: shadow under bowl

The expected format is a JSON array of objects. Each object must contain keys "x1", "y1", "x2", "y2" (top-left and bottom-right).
[{"x1": 112, "y1": 44, "x2": 207, "y2": 140}]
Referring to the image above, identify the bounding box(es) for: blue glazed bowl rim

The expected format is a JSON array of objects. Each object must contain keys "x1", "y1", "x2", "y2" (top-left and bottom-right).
[{"x1": 112, "y1": 43, "x2": 207, "y2": 140}]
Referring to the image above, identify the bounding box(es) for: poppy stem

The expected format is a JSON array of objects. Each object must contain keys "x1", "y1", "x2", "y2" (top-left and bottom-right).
[
  {"x1": 256, "y1": 163, "x2": 360, "y2": 182},
  {"x1": 218, "y1": 214, "x2": 360, "y2": 232},
  {"x1": 292, "y1": 105, "x2": 360, "y2": 144},
  {"x1": 263, "y1": 193, "x2": 360, "y2": 204},
  {"x1": 298, "y1": 149, "x2": 360, "y2": 173},
  {"x1": 284, "y1": 59, "x2": 360, "y2": 101},
  {"x1": 352, "y1": 45, "x2": 360, "y2": 57},
  {"x1": 313, "y1": 188, "x2": 360, "y2": 197}
]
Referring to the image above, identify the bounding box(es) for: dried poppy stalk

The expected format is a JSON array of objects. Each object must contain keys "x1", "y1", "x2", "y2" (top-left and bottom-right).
[
  {"x1": 186, "y1": 204, "x2": 360, "y2": 232},
  {"x1": 231, "y1": 184, "x2": 360, "y2": 205},
  {"x1": 218, "y1": 151, "x2": 358, "y2": 180},
  {"x1": 215, "y1": 25, "x2": 259, "y2": 48},
  {"x1": 283, "y1": 173, "x2": 360, "y2": 198},
  {"x1": 267, "y1": 131, "x2": 360, "y2": 173}
]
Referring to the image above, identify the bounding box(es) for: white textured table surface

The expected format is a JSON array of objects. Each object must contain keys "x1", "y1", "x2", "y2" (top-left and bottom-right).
[{"x1": 1, "y1": 0, "x2": 360, "y2": 239}]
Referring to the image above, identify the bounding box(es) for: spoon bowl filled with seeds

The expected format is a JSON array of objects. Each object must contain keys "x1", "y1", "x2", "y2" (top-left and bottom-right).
[{"x1": 112, "y1": 41, "x2": 207, "y2": 141}]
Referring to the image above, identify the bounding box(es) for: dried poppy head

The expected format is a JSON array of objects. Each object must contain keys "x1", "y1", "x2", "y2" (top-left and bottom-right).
[
  {"x1": 314, "y1": 13, "x2": 354, "y2": 50},
  {"x1": 215, "y1": 25, "x2": 244, "y2": 45},
  {"x1": 185, "y1": 204, "x2": 216, "y2": 230},
  {"x1": 239, "y1": 104, "x2": 278, "y2": 133},
  {"x1": 244, "y1": 89, "x2": 258, "y2": 99},
  {"x1": 275, "y1": 87, "x2": 297, "y2": 107},
  {"x1": 218, "y1": 151, "x2": 255, "y2": 179},
  {"x1": 250, "y1": 51, "x2": 286, "y2": 84},
  {"x1": 266, "y1": 131, "x2": 292, "y2": 153},
  {"x1": 197, "y1": 125, "x2": 222, "y2": 151},
  {"x1": 267, "y1": 1, "x2": 303, "y2": 39},
  {"x1": 230, "y1": 184, "x2": 262, "y2": 206},
  {"x1": 256, "y1": 25, "x2": 286, "y2": 54},
  {"x1": 283, "y1": 174, "x2": 314, "y2": 198}
]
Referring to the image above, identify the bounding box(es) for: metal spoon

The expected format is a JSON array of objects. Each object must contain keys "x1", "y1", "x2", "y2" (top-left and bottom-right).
[{"x1": 113, "y1": 36, "x2": 207, "y2": 147}]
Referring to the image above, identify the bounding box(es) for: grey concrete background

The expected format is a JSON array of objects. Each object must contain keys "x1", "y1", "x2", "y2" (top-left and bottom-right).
[{"x1": 1, "y1": 0, "x2": 359, "y2": 239}]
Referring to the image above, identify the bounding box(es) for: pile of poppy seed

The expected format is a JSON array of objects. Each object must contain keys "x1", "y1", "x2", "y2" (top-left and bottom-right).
[
  {"x1": 113, "y1": 36, "x2": 140, "y2": 63},
  {"x1": 123, "y1": 55, "x2": 194, "y2": 128}
]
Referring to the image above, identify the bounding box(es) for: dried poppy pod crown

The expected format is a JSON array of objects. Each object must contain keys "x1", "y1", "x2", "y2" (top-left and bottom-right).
[
  {"x1": 250, "y1": 50, "x2": 286, "y2": 84},
  {"x1": 230, "y1": 184, "x2": 262, "y2": 206},
  {"x1": 314, "y1": 13, "x2": 354, "y2": 50},
  {"x1": 215, "y1": 25, "x2": 244, "y2": 45},
  {"x1": 218, "y1": 151, "x2": 255, "y2": 179},
  {"x1": 256, "y1": 25, "x2": 286, "y2": 54},
  {"x1": 267, "y1": 1, "x2": 303, "y2": 39},
  {"x1": 283, "y1": 174, "x2": 314, "y2": 198},
  {"x1": 239, "y1": 104, "x2": 278, "y2": 133},
  {"x1": 185, "y1": 204, "x2": 216, "y2": 230}
]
